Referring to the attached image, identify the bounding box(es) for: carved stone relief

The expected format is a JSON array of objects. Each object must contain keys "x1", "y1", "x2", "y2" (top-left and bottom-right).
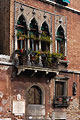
[{"x1": 55, "y1": 15, "x2": 67, "y2": 37}]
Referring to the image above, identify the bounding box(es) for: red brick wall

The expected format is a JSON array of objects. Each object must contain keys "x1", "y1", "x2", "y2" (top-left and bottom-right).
[
  {"x1": 16, "y1": 0, "x2": 54, "y2": 12},
  {"x1": 0, "y1": 67, "x2": 11, "y2": 118},
  {"x1": 11, "y1": 71, "x2": 80, "y2": 119},
  {"x1": 0, "y1": 0, "x2": 10, "y2": 55},
  {"x1": 68, "y1": 0, "x2": 80, "y2": 11},
  {"x1": 0, "y1": 0, "x2": 80, "y2": 119},
  {"x1": 11, "y1": 75, "x2": 51, "y2": 118},
  {"x1": 9, "y1": 0, "x2": 80, "y2": 71},
  {"x1": 0, "y1": 0, "x2": 80, "y2": 70},
  {"x1": 54, "y1": 6, "x2": 80, "y2": 70},
  {"x1": 60, "y1": 72, "x2": 80, "y2": 97}
]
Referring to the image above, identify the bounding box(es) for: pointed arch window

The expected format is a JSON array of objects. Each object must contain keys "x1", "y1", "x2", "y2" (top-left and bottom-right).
[
  {"x1": 41, "y1": 21, "x2": 50, "y2": 51},
  {"x1": 17, "y1": 15, "x2": 27, "y2": 50},
  {"x1": 56, "y1": 26, "x2": 65, "y2": 55},
  {"x1": 29, "y1": 18, "x2": 39, "y2": 51},
  {"x1": 28, "y1": 85, "x2": 42, "y2": 104}
]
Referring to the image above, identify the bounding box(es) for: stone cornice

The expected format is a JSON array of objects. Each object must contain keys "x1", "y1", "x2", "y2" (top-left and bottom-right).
[{"x1": 39, "y1": 0, "x2": 80, "y2": 15}]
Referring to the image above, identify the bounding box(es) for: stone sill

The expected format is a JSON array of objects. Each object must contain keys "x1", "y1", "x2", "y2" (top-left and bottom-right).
[{"x1": 59, "y1": 59, "x2": 69, "y2": 64}]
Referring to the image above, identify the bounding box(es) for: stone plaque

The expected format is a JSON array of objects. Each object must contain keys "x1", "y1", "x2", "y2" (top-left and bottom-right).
[
  {"x1": 53, "y1": 112, "x2": 66, "y2": 119},
  {"x1": 13, "y1": 101, "x2": 25, "y2": 114},
  {"x1": 27, "y1": 105, "x2": 45, "y2": 116}
]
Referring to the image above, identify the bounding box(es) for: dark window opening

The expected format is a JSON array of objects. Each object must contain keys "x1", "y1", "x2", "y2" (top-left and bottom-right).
[
  {"x1": 56, "y1": 26, "x2": 65, "y2": 55},
  {"x1": 55, "y1": 81, "x2": 65, "y2": 96},
  {"x1": 29, "y1": 18, "x2": 39, "y2": 51},
  {"x1": 28, "y1": 85, "x2": 42, "y2": 105},
  {"x1": 17, "y1": 15, "x2": 27, "y2": 50},
  {"x1": 41, "y1": 22, "x2": 50, "y2": 51},
  {"x1": 57, "y1": 40, "x2": 65, "y2": 55},
  {"x1": 17, "y1": 40, "x2": 25, "y2": 50}
]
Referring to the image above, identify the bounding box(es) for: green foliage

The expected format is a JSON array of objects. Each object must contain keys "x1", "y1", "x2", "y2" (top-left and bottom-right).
[
  {"x1": 17, "y1": 32, "x2": 29, "y2": 39},
  {"x1": 52, "y1": 53, "x2": 64, "y2": 59},
  {"x1": 17, "y1": 32, "x2": 52, "y2": 43},
  {"x1": 40, "y1": 33, "x2": 52, "y2": 43}
]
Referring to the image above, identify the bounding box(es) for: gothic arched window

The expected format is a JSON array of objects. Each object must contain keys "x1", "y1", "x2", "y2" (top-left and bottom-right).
[
  {"x1": 28, "y1": 85, "x2": 42, "y2": 104},
  {"x1": 17, "y1": 15, "x2": 27, "y2": 50},
  {"x1": 56, "y1": 26, "x2": 65, "y2": 55},
  {"x1": 29, "y1": 18, "x2": 39, "y2": 51},
  {"x1": 41, "y1": 21, "x2": 50, "y2": 51}
]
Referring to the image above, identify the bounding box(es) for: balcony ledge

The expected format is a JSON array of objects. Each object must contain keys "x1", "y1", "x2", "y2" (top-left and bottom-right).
[
  {"x1": 59, "y1": 59, "x2": 69, "y2": 64},
  {"x1": 17, "y1": 65, "x2": 58, "y2": 76}
]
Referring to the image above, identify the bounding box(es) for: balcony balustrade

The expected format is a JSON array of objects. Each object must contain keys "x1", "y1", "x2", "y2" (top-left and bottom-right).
[{"x1": 12, "y1": 50, "x2": 69, "y2": 71}]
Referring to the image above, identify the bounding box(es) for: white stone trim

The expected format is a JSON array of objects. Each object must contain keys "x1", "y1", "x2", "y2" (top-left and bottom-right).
[
  {"x1": 26, "y1": 83, "x2": 45, "y2": 105},
  {"x1": 61, "y1": 69, "x2": 80, "y2": 74}
]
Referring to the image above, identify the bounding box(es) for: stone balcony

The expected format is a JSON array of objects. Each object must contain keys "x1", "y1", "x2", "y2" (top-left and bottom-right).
[{"x1": 12, "y1": 50, "x2": 69, "y2": 77}]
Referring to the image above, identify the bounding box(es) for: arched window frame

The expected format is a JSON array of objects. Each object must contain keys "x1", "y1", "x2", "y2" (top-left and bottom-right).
[
  {"x1": 15, "y1": 14, "x2": 28, "y2": 51},
  {"x1": 41, "y1": 21, "x2": 51, "y2": 52},
  {"x1": 55, "y1": 25, "x2": 67, "y2": 56},
  {"x1": 29, "y1": 17, "x2": 39, "y2": 51},
  {"x1": 26, "y1": 84, "x2": 45, "y2": 105}
]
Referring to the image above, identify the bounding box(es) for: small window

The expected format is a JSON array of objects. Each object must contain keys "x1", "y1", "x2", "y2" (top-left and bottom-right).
[{"x1": 55, "y1": 81, "x2": 65, "y2": 96}]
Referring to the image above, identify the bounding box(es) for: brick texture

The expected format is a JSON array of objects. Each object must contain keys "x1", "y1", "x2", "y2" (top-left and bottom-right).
[
  {"x1": 0, "y1": 0, "x2": 80, "y2": 119},
  {"x1": 0, "y1": 0, "x2": 10, "y2": 55}
]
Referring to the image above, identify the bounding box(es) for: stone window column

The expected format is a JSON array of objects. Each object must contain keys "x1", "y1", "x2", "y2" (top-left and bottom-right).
[
  {"x1": 15, "y1": 28, "x2": 18, "y2": 50},
  {"x1": 27, "y1": 28, "x2": 31, "y2": 65},
  {"x1": 50, "y1": 36, "x2": 53, "y2": 53},
  {"x1": 39, "y1": 30, "x2": 43, "y2": 66}
]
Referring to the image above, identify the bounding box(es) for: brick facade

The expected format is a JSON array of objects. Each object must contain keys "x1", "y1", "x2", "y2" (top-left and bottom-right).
[
  {"x1": 0, "y1": 0, "x2": 80, "y2": 119},
  {"x1": 0, "y1": 0, "x2": 10, "y2": 55}
]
